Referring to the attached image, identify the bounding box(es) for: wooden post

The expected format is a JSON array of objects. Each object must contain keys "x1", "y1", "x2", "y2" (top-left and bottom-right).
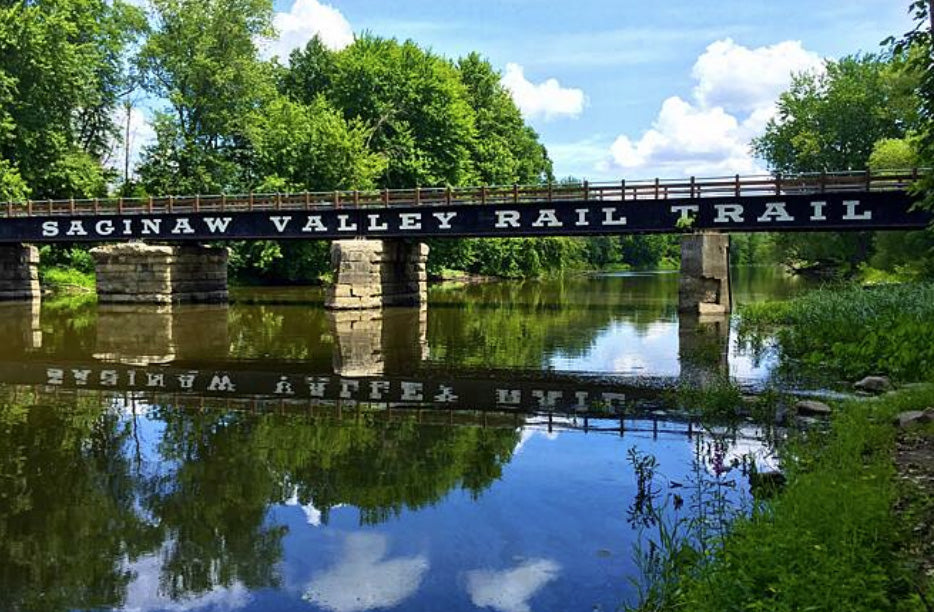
[
  {"x1": 26, "y1": 200, "x2": 32, "y2": 216},
  {"x1": 168, "y1": 195, "x2": 173, "y2": 213},
  {"x1": 582, "y1": 180, "x2": 589, "y2": 201},
  {"x1": 445, "y1": 186, "x2": 452, "y2": 205},
  {"x1": 481, "y1": 185, "x2": 487, "y2": 205},
  {"x1": 221, "y1": 194, "x2": 226, "y2": 211},
  {"x1": 94, "y1": 198, "x2": 99, "y2": 214},
  {"x1": 47, "y1": 199, "x2": 53, "y2": 215},
  {"x1": 690, "y1": 176, "x2": 696, "y2": 198},
  {"x1": 865, "y1": 168, "x2": 872, "y2": 191},
  {"x1": 118, "y1": 197, "x2": 124, "y2": 214},
  {"x1": 5, "y1": 201, "x2": 10, "y2": 217},
  {"x1": 382, "y1": 188, "x2": 389, "y2": 206},
  {"x1": 69, "y1": 198, "x2": 75, "y2": 214},
  {"x1": 147, "y1": 196, "x2": 153, "y2": 213},
  {"x1": 621, "y1": 179, "x2": 627, "y2": 200},
  {"x1": 734, "y1": 174, "x2": 740, "y2": 197},
  {"x1": 334, "y1": 190, "x2": 340, "y2": 208},
  {"x1": 276, "y1": 192, "x2": 282, "y2": 210},
  {"x1": 513, "y1": 183, "x2": 519, "y2": 204},
  {"x1": 304, "y1": 192, "x2": 310, "y2": 210},
  {"x1": 819, "y1": 171, "x2": 826, "y2": 194},
  {"x1": 249, "y1": 192, "x2": 254, "y2": 211},
  {"x1": 415, "y1": 186, "x2": 421, "y2": 206},
  {"x1": 775, "y1": 172, "x2": 782, "y2": 196},
  {"x1": 547, "y1": 181, "x2": 553, "y2": 202},
  {"x1": 654, "y1": 177, "x2": 660, "y2": 200},
  {"x1": 353, "y1": 190, "x2": 360, "y2": 207},
  {"x1": 194, "y1": 194, "x2": 200, "y2": 212}
]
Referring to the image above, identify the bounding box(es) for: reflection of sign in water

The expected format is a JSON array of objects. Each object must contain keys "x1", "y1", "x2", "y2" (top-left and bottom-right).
[{"x1": 0, "y1": 360, "x2": 648, "y2": 413}]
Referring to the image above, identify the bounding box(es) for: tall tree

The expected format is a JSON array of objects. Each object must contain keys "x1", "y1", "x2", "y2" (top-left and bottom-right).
[
  {"x1": 0, "y1": 0, "x2": 145, "y2": 199},
  {"x1": 751, "y1": 54, "x2": 920, "y2": 275},
  {"x1": 136, "y1": 0, "x2": 275, "y2": 194}
]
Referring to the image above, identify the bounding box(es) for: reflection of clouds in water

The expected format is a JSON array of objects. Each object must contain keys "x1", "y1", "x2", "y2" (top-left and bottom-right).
[
  {"x1": 284, "y1": 489, "x2": 343, "y2": 527},
  {"x1": 465, "y1": 559, "x2": 560, "y2": 612},
  {"x1": 699, "y1": 426, "x2": 779, "y2": 474},
  {"x1": 514, "y1": 427, "x2": 559, "y2": 454},
  {"x1": 121, "y1": 552, "x2": 250, "y2": 612},
  {"x1": 304, "y1": 532, "x2": 428, "y2": 612}
]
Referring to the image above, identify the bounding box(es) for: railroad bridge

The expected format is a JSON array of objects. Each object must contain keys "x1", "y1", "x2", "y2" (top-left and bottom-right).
[{"x1": 0, "y1": 170, "x2": 928, "y2": 313}]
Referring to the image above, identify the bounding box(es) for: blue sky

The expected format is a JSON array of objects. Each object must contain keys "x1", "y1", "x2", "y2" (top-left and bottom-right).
[{"x1": 126, "y1": 1, "x2": 918, "y2": 182}]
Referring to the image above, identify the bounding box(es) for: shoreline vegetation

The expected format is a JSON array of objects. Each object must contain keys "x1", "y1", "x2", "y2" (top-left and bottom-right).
[{"x1": 628, "y1": 281, "x2": 934, "y2": 612}]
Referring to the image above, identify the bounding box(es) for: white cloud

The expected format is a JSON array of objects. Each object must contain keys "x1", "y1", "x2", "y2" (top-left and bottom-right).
[
  {"x1": 267, "y1": 0, "x2": 354, "y2": 60},
  {"x1": 304, "y1": 532, "x2": 428, "y2": 612},
  {"x1": 606, "y1": 38, "x2": 824, "y2": 178},
  {"x1": 501, "y1": 63, "x2": 586, "y2": 121},
  {"x1": 465, "y1": 558, "x2": 561, "y2": 612}
]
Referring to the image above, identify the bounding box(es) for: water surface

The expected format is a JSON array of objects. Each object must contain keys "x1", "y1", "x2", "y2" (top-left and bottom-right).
[{"x1": 0, "y1": 267, "x2": 801, "y2": 612}]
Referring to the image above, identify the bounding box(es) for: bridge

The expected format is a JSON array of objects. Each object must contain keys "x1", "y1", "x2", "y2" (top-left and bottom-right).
[{"x1": 0, "y1": 170, "x2": 928, "y2": 312}]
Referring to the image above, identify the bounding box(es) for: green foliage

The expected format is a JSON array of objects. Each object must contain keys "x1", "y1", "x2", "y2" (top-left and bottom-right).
[
  {"x1": 247, "y1": 96, "x2": 386, "y2": 191},
  {"x1": 752, "y1": 54, "x2": 920, "y2": 276},
  {"x1": 136, "y1": 0, "x2": 276, "y2": 194},
  {"x1": 739, "y1": 283, "x2": 934, "y2": 381},
  {"x1": 674, "y1": 386, "x2": 934, "y2": 612},
  {"x1": 0, "y1": 0, "x2": 145, "y2": 199},
  {"x1": 40, "y1": 267, "x2": 95, "y2": 291},
  {"x1": 870, "y1": 137, "x2": 918, "y2": 170}
]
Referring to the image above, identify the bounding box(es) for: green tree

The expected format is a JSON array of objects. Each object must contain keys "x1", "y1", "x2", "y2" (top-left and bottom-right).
[
  {"x1": 752, "y1": 54, "x2": 919, "y2": 275},
  {"x1": 136, "y1": 0, "x2": 275, "y2": 194},
  {"x1": 0, "y1": 0, "x2": 145, "y2": 199}
]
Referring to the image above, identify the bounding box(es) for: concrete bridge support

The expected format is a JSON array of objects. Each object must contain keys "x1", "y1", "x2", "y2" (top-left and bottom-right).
[
  {"x1": 91, "y1": 243, "x2": 228, "y2": 304},
  {"x1": 678, "y1": 312, "x2": 730, "y2": 385},
  {"x1": 679, "y1": 233, "x2": 731, "y2": 314},
  {"x1": 0, "y1": 244, "x2": 40, "y2": 302},
  {"x1": 326, "y1": 239, "x2": 428, "y2": 310}
]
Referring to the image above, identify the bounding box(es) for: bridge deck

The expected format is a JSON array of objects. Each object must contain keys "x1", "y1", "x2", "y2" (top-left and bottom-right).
[{"x1": 4, "y1": 170, "x2": 923, "y2": 217}]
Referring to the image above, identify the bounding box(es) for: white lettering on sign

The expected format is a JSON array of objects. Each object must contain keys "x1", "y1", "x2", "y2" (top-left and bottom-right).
[
  {"x1": 270, "y1": 216, "x2": 292, "y2": 232},
  {"x1": 531, "y1": 209, "x2": 563, "y2": 228},
  {"x1": 714, "y1": 204, "x2": 744, "y2": 223},
  {"x1": 171, "y1": 218, "x2": 196, "y2": 234},
  {"x1": 842, "y1": 200, "x2": 871, "y2": 220},
  {"x1": 532, "y1": 389, "x2": 563, "y2": 408},
  {"x1": 495, "y1": 210, "x2": 521, "y2": 228},
  {"x1": 302, "y1": 216, "x2": 327, "y2": 233},
  {"x1": 72, "y1": 369, "x2": 91, "y2": 385},
  {"x1": 306, "y1": 376, "x2": 328, "y2": 397},
  {"x1": 602, "y1": 207, "x2": 627, "y2": 226},
  {"x1": 433, "y1": 211, "x2": 457, "y2": 229},
  {"x1": 275, "y1": 376, "x2": 294, "y2": 395},
  {"x1": 757, "y1": 202, "x2": 794, "y2": 223},
  {"x1": 575, "y1": 208, "x2": 590, "y2": 227},
  {"x1": 141, "y1": 219, "x2": 161, "y2": 235},
  {"x1": 337, "y1": 214, "x2": 357, "y2": 232},
  {"x1": 367, "y1": 214, "x2": 388, "y2": 231},
  {"x1": 810, "y1": 201, "x2": 828, "y2": 221},
  {"x1": 434, "y1": 386, "x2": 459, "y2": 403},
  {"x1": 399, "y1": 213, "x2": 422, "y2": 230},
  {"x1": 42, "y1": 221, "x2": 59, "y2": 237},
  {"x1": 204, "y1": 217, "x2": 232, "y2": 233},
  {"x1": 66, "y1": 220, "x2": 88, "y2": 237},
  {"x1": 95, "y1": 220, "x2": 114, "y2": 236},
  {"x1": 177, "y1": 373, "x2": 197, "y2": 389},
  {"x1": 100, "y1": 370, "x2": 118, "y2": 386}
]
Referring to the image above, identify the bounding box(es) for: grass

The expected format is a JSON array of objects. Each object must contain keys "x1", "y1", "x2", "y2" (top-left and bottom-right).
[
  {"x1": 40, "y1": 266, "x2": 95, "y2": 292},
  {"x1": 738, "y1": 283, "x2": 934, "y2": 382},
  {"x1": 670, "y1": 386, "x2": 934, "y2": 612}
]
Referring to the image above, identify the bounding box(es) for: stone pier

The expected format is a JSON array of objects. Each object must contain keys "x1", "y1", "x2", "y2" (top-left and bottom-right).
[
  {"x1": 679, "y1": 233, "x2": 731, "y2": 314},
  {"x1": 328, "y1": 307, "x2": 428, "y2": 377},
  {"x1": 326, "y1": 239, "x2": 428, "y2": 310},
  {"x1": 0, "y1": 244, "x2": 40, "y2": 301},
  {"x1": 91, "y1": 243, "x2": 228, "y2": 304}
]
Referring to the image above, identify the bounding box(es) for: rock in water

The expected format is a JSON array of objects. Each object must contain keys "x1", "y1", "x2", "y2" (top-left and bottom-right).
[
  {"x1": 795, "y1": 400, "x2": 832, "y2": 416},
  {"x1": 854, "y1": 376, "x2": 892, "y2": 393}
]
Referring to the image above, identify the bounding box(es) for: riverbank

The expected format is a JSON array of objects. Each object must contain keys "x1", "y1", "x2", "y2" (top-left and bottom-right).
[{"x1": 639, "y1": 282, "x2": 934, "y2": 612}]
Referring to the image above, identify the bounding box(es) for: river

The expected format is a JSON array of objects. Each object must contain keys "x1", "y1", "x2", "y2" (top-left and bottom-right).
[{"x1": 0, "y1": 267, "x2": 805, "y2": 612}]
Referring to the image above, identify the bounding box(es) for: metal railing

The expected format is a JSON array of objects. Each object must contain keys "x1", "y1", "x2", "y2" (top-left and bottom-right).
[{"x1": 2, "y1": 169, "x2": 924, "y2": 218}]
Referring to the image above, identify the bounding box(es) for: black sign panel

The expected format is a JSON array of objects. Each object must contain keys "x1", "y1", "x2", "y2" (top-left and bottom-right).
[{"x1": 0, "y1": 191, "x2": 928, "y2": 244}]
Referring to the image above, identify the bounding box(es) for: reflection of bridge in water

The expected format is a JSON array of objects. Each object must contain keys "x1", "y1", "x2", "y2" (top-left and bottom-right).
[{"x1": 0, "y1": 297, "x2": 737, "y2": 416}]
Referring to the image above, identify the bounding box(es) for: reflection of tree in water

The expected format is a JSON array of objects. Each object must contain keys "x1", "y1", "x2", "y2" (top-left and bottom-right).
[
  {"x1": 0, "y1": 389, "x2": 519, "y2": 610},
  {"x1": 428, "y1": 276, "x2": 678, "y2": 369},
  {"x1": 0, "y1": 389, "x2": 159, "y2": 612}
]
